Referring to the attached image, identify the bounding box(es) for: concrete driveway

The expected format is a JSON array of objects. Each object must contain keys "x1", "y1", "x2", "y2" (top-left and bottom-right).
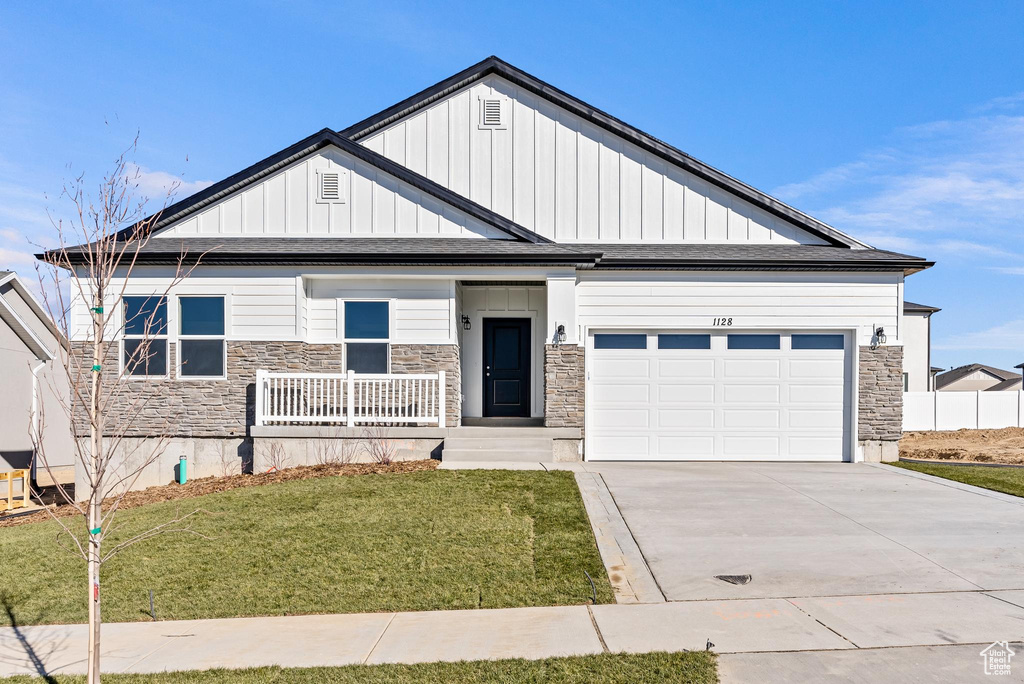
[{"x1": 587, "y1": 462, "x2": 1024, "y2": 601}]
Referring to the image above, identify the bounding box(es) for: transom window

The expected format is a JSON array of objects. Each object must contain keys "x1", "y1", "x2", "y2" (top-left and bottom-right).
[
  {"x1": 659, "y1": 334, "x2": 711, "y2": 350},
  {"x1": 122, "y1": 296, "x2": 168, "y2": 377},
  {"x1": 594, "y1": 334, "x2": 647, "y2": 350},
  {"x1": 179, "y1": 296, "x2": 226, "y2": 378},
  {"x1": 791, "y1": 334, "x2": 845, "y2": 350},
  {"x1": 344, "y1": 301, "x2": 390, "y2": 373},
  {"x1": 727, "y1": 334, "x2": 781, "y2": 350}
]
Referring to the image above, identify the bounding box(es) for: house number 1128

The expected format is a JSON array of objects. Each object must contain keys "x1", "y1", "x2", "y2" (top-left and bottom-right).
[{"x1": 713, "y1": 317, "x2": 733, "y2": 326}]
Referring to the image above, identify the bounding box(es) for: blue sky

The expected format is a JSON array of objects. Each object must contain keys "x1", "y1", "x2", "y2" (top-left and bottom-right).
[{"x1": 1, "y1": 1, "x2": 1022, "y2": 370}]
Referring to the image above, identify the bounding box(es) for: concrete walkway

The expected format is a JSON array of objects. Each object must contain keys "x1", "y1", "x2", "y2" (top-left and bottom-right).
[{"x1": 3, "y1": 589, "x2": 1024, "y2": 676}]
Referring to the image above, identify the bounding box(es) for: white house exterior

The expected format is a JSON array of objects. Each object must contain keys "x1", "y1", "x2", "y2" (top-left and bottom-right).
[
  {"x1": 0, "y1": 271, "x2": 74, "y2": 486},
  {"x1": 902, "y1": 300, "x2": 940, "y2": 392},
  {"x1": 51, "y1": 57, "x2": 931, "y2": 487}
]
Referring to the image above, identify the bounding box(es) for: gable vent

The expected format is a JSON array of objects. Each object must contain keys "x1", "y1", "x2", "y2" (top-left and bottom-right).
[
  {"x1": 321, "y1": 172, "x2": 340, "y2": 200},
  {"x1": 478, "y1": 97, "x2": 506, "y2": 130}
]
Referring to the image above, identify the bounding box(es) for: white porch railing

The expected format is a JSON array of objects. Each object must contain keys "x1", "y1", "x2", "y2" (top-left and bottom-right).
[
  {"x1": 903, "y1": 391, "x2": 1024, "y2": 431},
  {"x1": 255, "y1": 370, "x2": 446, "y2": 428}
]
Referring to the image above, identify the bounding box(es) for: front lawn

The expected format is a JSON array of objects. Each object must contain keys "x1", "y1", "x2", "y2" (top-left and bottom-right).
[
  {"x1": 890, "y1": 461, "x2": 1024, "y2": 498},
  {"x1": 0, "y1": 469, "x2": 613, "y2": 626},
  {"x1": 0, "y1": 652, "x2": 718, "y2": 683}
]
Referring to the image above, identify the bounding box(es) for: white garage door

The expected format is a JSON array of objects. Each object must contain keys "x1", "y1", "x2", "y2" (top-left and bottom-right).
[{"x1": 586, "y1": 331, "x2": 851, "y2": 461}]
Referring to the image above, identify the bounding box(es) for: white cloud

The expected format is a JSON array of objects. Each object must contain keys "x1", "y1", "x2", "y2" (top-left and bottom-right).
[
  {"x1": 934, "y1": 319, "x2": 1024, "y2": 351},
  {"x1": 771, "y1": 108, "x2": 1024, "y2": 260},
  {"x1": 125, "y1": 163, "x2": 213, "y2": 203}
]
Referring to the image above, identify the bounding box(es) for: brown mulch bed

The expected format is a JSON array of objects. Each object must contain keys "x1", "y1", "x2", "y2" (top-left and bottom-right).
[
  {"x1": 900, "y1": 427, "x2": 1024, "y2": 465},
  {"x1": 0, "y1": 460, "x2": 438, "y2": 529}
]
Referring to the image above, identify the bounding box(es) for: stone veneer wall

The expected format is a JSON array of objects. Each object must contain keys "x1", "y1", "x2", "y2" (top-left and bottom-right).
[
  {"x1": 858, "y1": 345, "x2": 904, "y2": 442},
  {"x1": 71, "y1": 341, "x2": 343, "y2": 437},
  {"x1": 543, "y1": 344, "x2": 585, "y2": 428},
  {"x1": 389, "y1": 344, "x2": 461, "y2": 427}
]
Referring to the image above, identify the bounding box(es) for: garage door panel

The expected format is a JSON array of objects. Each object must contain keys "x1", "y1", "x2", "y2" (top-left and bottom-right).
[
  {"x1": 723, "y1": 436, "x2": 780, "y2": 457},
  {"x1": 591, "y1": 384, "x2": 650, "y2": 405},
  {"x1": 587, "y1": 330, "x2": 849, "y2": 462},
  {"x1": 789, "y1": 384, "x2": 845, "y2": 404},
  {"x1": 658, "y1": 384, "x2": 715, "y2": 404},
  {"x1": 723, "y1": 409, "x2": 780, "y2": 428},
  {"x1": 658, "y1": 359, "x2": 715, "y2": 378},
  {"x1": 724, "y1": 359, "x2": 781, "y2": 378},
  {"x1": 658, "y1": 409, "x2": 715, "y2": 428},
  {"x1": 790, "y1": 358, "x2": 845, "y2": 378},
  {"x1": 591, "y1": 358, "x2": 651, "y2": 378},
  {"x1": 723, "y1": 384, "x2": 780, "y2": 404},
  {"x1": 658, "y1": 435, "x2": 716, "y2": 457}
]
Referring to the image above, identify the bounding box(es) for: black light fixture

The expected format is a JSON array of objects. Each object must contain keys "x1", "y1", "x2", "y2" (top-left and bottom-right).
[
  {"x1": 461, "y1": 315, "x2": 471, "y2": 330},
  {"x1": 556, "y1": 324, "x2": 567, "y2": 344}
]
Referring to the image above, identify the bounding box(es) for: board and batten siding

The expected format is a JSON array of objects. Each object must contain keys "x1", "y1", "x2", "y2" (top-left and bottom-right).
[
  {"x1": 155, "y1": 148, "x2": 511, "y2": 239},
  {"x1": 577, "y1": 272, "x2": 902, "y2": 346},
  {"x1": 361, "y1": 74, "x2": 828, "y2": 246},
  {"x1": 306, "y1": 278, "x2": 455, "y2": 344}
]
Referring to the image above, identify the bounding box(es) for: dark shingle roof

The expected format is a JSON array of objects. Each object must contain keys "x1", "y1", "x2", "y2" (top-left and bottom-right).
[
  {"x1": 904, "y1": 300, "x2": 941, "y2": 313},
  {"x1": 46, "y1": 238, "x2": 930, "y2": 273},
  {"x1": 935, "y1": 363, "x2": 1021, "y2": 390},
  {"x1": 987, "y1": 377, "x2": 1023, "y2": 392}
]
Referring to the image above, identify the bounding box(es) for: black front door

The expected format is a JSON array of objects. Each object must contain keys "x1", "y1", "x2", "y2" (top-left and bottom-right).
[{"x1": 483, "y1": 318, "x2": 531, "y2": 417}]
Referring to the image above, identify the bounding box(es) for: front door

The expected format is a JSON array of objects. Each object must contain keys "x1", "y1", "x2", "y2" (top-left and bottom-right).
[{"x1": 483, "y1": 318, "x2": 531, "y2": 417}]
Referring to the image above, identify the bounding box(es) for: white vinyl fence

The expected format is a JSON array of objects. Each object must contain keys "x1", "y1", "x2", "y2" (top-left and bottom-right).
[
  {"x1": 903, "y1": 391, "x2": 1024, "y2": 431},
  {"x1": 255, "y1": 370, "x2": 446, "y2": 428}
]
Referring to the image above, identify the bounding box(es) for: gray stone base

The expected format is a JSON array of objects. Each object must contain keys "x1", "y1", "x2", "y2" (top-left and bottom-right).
[
  {"x1": 251, "y1": 435, "x2": 442, "y2": 472},
  {"x1": 860, "y1": 440, "x2": 900, "y2": 463}
]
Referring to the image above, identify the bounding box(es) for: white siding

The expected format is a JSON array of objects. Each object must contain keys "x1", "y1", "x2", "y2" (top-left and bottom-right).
[
  {"x1": 306, "y1": 278, "x2": 454, "y2": 344},
  {"x1": 360, "y1": 75, "x2": 828, "y2": 245},
  {"x1": 902, "y1": 312, "x2": 931, "y2": 392},
  {"x1": 577, "y1": 272, "x2": 902, "y2": 347},
  {"x1": 157, "y1": 148, "x2": 512, "y2": 240}
]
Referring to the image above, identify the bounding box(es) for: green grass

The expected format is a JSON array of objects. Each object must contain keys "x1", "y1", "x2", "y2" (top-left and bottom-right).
[
  {"x1": 0, "y1": 470, "x2": 613, "y2": 626},
  {"x1": 890, "y1": 461, "x2": 1024, "y2": 498},
  {"x1": 3, "y1": 653, "x2": 717, "y2": 683},
  {"x1": 0, "y1": 652, "x2": 717, "y2": 683}
]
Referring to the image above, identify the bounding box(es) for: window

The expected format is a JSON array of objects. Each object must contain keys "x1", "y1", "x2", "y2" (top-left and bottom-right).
[
  {"x1": 179, "y1": 296, "x2": 225, "y2": 378},
  {"x1": 727, "y1": 334, "x2": 781, "y2": 350},
  {"x1": 122, "y1": 296, "x2": 168, "y2": 377},
  {"x1": 659, "y1": 334, "x2": 711, "y2": 350},
  {"x1": 344, "y1": 301, "x2": 389, "y2": 373},
  {"x1": 792, "y1": 334, "x2": 845, "y2": 350},
  {"x1": 594, "y1": 334, "x2": 647, "y2": 350}
]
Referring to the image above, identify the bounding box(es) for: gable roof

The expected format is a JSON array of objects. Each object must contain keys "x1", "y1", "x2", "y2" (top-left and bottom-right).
[
  {"x1": 340, "y1": 56, "x2": 868, "y2": 250},
  {"x1": 904, "y1": 300, "x2": 941, "y2": 314},
  {"x1": 113, "y1": 128, "x2": 552, "y2": 245},
  {"x1": 935, "y1": 363, "x2": 1020, "y2": 390},
  {"x1": 987, "y1": 377, "x2": 1023, "y2": 392},
  {"x1": 0, "y1": 271, "x2": 66, "y2": 360}
]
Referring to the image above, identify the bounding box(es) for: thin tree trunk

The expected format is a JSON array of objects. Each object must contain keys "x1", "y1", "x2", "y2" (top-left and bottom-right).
[{"x1": 87, "y1": 294, "x2": 103, "y2": 684}]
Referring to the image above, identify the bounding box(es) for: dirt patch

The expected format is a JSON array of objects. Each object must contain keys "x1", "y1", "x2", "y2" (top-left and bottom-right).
[
  {"x1": 900, "y1": 427, "x2": 1024, "y2": 465},
  {"x1": 0, "y1": 459, "x2": 438, "y2": 528}
]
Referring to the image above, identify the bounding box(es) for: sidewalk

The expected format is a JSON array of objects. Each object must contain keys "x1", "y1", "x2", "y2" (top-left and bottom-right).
[{"x1": 3, "y1": 589, "x2": 1024, "y2": 676}]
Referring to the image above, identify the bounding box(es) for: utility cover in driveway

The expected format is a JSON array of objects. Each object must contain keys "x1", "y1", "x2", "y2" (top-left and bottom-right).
[{"x1": 586, "y1": 331, "x2": 851, "y2": 461}]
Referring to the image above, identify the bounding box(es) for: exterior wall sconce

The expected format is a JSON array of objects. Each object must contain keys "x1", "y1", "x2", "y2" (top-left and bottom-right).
[
  {"x1": 556, "y1": 324, "x2": 567, "y2": 344},
  {"x1": 871, "y1": 325, "x2": 886, "y2": 349},
  {"x1": 461, "y1": 315, "x2": 471, "y2": 330}
]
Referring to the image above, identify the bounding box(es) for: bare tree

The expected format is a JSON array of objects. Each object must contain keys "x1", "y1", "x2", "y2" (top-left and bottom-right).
[
  {"x1": 31, "y1": 138, "x2": 213, "y2": 683},
  {"x1": 312, "y1": 426, "x2": 357, "y2": 466}
]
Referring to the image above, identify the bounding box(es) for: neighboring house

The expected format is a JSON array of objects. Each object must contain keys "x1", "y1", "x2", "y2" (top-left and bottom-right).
[
  {"x1": 901, "y1": 300, "x2": 940, "y2": 392},
  {"x1": 935, "y1": 363, "x2": 1022, "y2": 392},
  {"x1": 45, "y1": 56, "x2": 932, "y2": 488},
  {"x1": 0, "y1": 271, "x2": 74, "y2": 486}
]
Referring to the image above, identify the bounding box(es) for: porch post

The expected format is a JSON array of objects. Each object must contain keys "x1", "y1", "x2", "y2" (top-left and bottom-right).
[
  {"x1": 346, "y1": 369, "x2": 355, "y2": 428},
  {"x1": 255, "y1": 369, "x2": 266, "y2": 427},
  {"x1": 438, "y1": 370, "x2": 446, "y2": 428}
]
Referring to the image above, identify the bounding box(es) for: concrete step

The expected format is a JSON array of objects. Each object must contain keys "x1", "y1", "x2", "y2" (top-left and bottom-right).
[
  {"x1": 442, "y1": 448, "x2": 553, "y2": 462},
  {"x1": 445, "y1": 437, "x2": 556, "y2": 451},
  {"x1": 448, "y1": 426, "x2": 580, "y2": 439}
]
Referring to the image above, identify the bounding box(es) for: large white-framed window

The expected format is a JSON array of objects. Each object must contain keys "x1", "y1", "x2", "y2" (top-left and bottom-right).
[
  {"x1": 121, "y1": 295, "x2": 169, "y2": 378},
  {"x1": 342, "y1": 300, "x2": 390, "y2": 373},
  {"x1": 178, "y1": 295, "x2": 226, "y2": 379}
]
